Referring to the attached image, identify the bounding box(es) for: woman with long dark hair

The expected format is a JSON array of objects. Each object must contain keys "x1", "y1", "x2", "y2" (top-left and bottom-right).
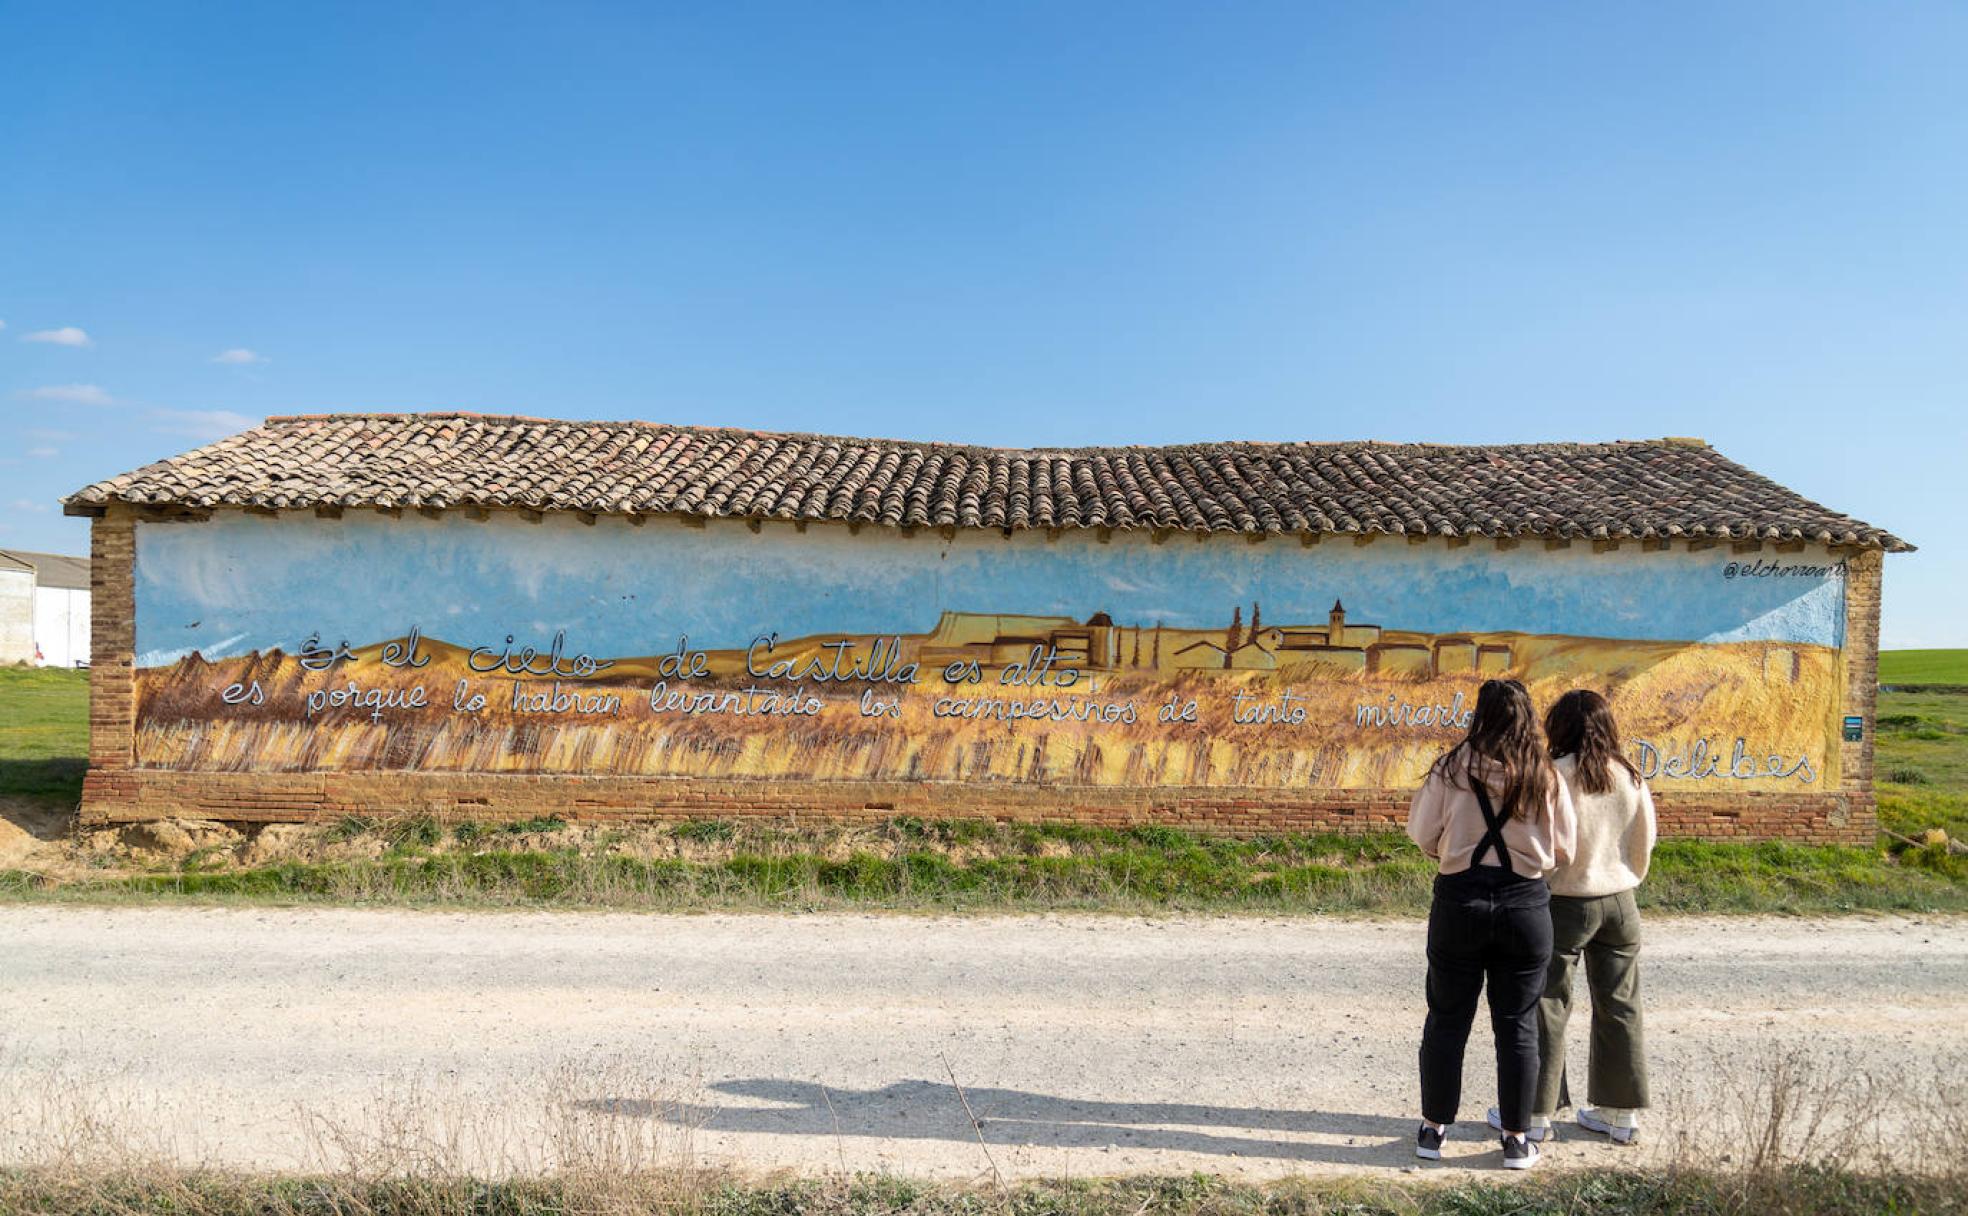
[
  {"x1": 1407, "y1": 678, "x2": 1576, "y2": 1169},
  {"x1": 1493, "y1": 688, "x2": 1656, "y2": 1145}
]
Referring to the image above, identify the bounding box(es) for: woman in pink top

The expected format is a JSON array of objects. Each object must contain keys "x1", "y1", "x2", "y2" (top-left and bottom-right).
[{"x1": 1407, "y1": 679, "x2": 1577, "y2": 1170}]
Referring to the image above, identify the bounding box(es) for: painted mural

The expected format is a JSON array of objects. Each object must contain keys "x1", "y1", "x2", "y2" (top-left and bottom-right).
[{"x1": 129, "y1": 513, "x2": 1851, "y2": 792}]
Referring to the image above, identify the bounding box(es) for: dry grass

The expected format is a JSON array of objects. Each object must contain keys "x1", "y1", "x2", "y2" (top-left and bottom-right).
[
  {"x1": 0, "y1": 1042, "x2": 1962, "y2": 1215},
  {"x1": 0, "y1": 1049, "x2": 715, "y2": 1215},
  {"x1": 1650, "y1": 1044, "x2": 1968, "y2": 1213},
  {"x1": 1662, "y1": 1044, "x2": 1891, "y2": 1176}
]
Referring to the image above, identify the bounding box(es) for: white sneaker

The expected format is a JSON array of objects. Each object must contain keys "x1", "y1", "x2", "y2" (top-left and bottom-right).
[
  {"x1": 1485, "y1": 1107, "x2": 1550, "y2": 1141},
  {"x1": 1501, "y1": 1132, "x2": 1542, "y2": 1170},
  {"x1": 1576, "y1": 1107, "x2": 1640, "y2": 1144}
]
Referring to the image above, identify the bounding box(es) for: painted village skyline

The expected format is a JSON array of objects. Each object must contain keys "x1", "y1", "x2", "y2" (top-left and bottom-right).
[
  {"x1": 166, "y1": 599, "x2": 1505, "y2": 675},
  {"x1": 150, "y1": 595, "x2": 1832, "y2": 689}
]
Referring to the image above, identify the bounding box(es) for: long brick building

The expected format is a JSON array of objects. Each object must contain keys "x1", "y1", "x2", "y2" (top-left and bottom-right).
[{"x1": 65, "y1": 413, "x2": 1907, "y2": 842}]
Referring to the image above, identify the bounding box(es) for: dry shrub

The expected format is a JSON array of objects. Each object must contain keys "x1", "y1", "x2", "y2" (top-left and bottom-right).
[
  {"x1": 1655, "y1": 1040, "x2": 1962, "y2": 1212},
  {"x1": 1910, "y1": 1050, "x2": 1968, "y2": 1185},
  {"x1": 0, "y1": 1049, "x2": 712, "y2": 1216},
  {"x1": 1713, "y1": 1043, "x2": 1890, "y2": 1173},
  {"x1": 0, "y1": 1048, "x2": 183, "y2": 1174},
  {"x1": 2, "y1": 1041, "x2": 1964, "y2": 1215},
  {"x1": 295, "y1": 1053, "x2": 704, "y2": 1185}
]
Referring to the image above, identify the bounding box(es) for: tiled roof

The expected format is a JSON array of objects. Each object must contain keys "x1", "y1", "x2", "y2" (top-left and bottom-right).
[{"x1": 65, "y1": 412, "x2": 1910, "y2": 550}]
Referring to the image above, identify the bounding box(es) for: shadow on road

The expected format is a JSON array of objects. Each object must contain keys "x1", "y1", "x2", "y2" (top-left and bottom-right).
[{"x1": 577, "y1": 1078, "x2": 1426, "y2": 1166}]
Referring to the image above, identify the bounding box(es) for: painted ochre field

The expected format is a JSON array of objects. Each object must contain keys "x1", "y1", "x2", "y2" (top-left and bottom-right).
[{"x1": 130, "y1": 611, "x2": 1842, "y2": 793}]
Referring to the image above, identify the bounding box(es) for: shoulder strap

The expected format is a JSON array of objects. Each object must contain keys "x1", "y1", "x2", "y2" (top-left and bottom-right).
[{"x1": 1469, "y1": 781, "x2": 1516, "y2": 874}]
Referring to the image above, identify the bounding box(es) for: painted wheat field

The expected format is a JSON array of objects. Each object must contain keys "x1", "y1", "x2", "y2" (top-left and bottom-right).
[{"x1": 131, "y1": 622, "x2": 1842, "y2": 792}]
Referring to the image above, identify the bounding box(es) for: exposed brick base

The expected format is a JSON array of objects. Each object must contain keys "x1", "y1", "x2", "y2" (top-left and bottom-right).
[{"x1": 78, "y1": 768, "x2": 1877, "y2": 846}]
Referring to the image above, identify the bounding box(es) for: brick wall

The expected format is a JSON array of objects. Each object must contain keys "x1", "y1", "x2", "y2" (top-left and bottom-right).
[
  {"x1": 76, "y1": 511, "x2": 1884, "y2": 845},
  {"x1": 77, "y1": 769, "x2": 1872, "y2": 843},
  {"x1": 1833, "y1": 548, "x2": 1884, "y2": 841},
  {"x1": 84, "y1": 508, "x2": 136, "y2": 778}
]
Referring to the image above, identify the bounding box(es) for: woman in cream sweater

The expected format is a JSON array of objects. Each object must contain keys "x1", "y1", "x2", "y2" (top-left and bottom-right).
[{"x1": 1489, "y1": 688, "x2": 1657, "y2": 1145}]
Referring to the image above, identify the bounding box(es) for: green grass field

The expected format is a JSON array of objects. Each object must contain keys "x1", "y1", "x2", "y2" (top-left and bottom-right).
[
  {"x1": 3, "y1": 663, "x2": 1965, "y2": 913},
  {"x1": 1876, "y1": 684, "x2": 1968, "y2": 846},
  {"x1": 0, "y1": 667, "x2": 87, "y2": 803},
  {"x1": 1880, "y1": 648, "x2": 1968, "y2": 685}
]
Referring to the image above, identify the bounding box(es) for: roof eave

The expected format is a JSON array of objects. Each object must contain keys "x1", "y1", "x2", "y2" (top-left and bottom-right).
[{"x1": 59, "y1": 493, "x2": 1917, "y2": 551}]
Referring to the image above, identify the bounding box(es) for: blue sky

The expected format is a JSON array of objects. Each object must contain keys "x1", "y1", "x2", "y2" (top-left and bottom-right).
[
  {"x1": 3, "y1": 2, "x2": 1961, "y2": 646},
  {"x1": 132, "y1": 514, "x2": 1845, "y2": 664}
]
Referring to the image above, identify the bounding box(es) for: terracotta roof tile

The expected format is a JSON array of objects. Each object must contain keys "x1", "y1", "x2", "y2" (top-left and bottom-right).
[{"x1": 64, "y1": 412, "x2": 1911, "y2": 550}]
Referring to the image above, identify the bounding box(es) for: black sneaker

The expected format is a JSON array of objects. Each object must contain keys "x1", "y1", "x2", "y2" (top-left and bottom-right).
[
  {"x1": 1416, "y1": 1123, "x2": 1446, "y2": 1160},
  {"x1": 1501, "y1": 1132, "x2": 1541, "y2": 1170}
]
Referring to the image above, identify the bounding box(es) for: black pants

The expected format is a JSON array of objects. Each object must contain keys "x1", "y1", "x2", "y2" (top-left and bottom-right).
[{"x1": 1419, "y1": 865, "x2": 1553, "y2": 1131}]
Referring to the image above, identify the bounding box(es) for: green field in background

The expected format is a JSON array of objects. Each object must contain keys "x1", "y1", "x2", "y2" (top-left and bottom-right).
[
  {"x1": 0, "y1": 668, "x2": 88, "y2": 803},
  {"x1": 1880, "y1": 648, "x2": 1968, "y2": 685}
]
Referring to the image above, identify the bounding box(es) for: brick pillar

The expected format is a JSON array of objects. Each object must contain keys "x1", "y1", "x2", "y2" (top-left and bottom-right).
[
  {"x1": 80, "y1": 507, "x2": 137, "y2": 821},
  {"x1": 1837, "y1": 547, "x2": 1884, "y2": 842}
]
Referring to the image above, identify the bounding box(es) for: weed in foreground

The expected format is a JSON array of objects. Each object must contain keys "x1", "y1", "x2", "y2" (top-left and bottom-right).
[
  {"x1": 0, "y1": 1163, "x2": 1959, "y2": 1216},
  {"x1": 1, "y1": 1042, "x2": 1964, "y2": 1215}
]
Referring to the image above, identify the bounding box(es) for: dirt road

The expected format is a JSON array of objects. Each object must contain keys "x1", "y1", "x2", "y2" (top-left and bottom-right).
[{"x1": 4, "y1": 907, "x2": 1963, "y2": 1179}]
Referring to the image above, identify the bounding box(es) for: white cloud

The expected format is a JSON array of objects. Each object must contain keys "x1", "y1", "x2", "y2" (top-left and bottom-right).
[
  {"x1": 26, "y1": 428, "x2": 75, "y2": 441},
  {"x1": 211, "y1": 347, "x2": 267, "y2": 365},
  {"x1": 9, "y1": 498, "x2": 51, "y2": 514},
  {"x1": 138, "y1": 633, "x2": 249, "y2": 667},
  {"x1": 149, "y1": 408, "x2": 259, "y2": 441},
  {"x1": 23, "y1": 326, "x2": 92, "y2": 347},
  {"x1": 24, "y1": 384, "x2": 114, "y2": 405},
  {"x1": 26, "y1": 446, "x2": 59, "y2": 459}
]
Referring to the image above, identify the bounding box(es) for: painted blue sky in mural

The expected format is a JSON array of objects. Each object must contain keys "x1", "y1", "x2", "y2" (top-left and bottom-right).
[{"x1": 133, "y1": 514, "x2": 1847, "y2": 666}]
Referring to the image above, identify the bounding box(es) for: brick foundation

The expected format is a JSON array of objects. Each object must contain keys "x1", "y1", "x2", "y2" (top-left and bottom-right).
[
  {"x1": 74, "y1": 508, "x2": 1885, "y2": 845},
  {"x1": 74, "y1": 766, "x2": 1873, "y2": 844}
]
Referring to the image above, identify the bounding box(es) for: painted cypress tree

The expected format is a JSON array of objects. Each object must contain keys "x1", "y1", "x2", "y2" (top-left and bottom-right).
[
  {"x1": 1225, "y1": 606, "x2": 1243, "y2": 668},
  {"x1": 1250, "y1": 601, "x2": 1262, "y2": 634}
]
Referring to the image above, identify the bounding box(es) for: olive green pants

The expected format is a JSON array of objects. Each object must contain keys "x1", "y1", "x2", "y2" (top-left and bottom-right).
[{"x1": 1534, "y1": 889, "x2": 1649, "y2": 1116}]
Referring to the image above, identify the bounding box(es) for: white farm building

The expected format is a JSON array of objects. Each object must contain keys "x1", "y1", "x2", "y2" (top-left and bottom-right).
[{"x1": 0, "y1": 550, "x2": 91, "y2": 668}]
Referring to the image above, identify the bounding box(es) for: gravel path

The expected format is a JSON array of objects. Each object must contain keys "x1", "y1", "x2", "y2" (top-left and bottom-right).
[{"x1": 2, "y1": 907, "x2": 1963, "y2": 1179}]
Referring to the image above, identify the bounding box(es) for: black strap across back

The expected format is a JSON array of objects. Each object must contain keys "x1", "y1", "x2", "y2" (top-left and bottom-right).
[{"x1": 1469, "y1": 781, "x2": 1515, "y2": 874}]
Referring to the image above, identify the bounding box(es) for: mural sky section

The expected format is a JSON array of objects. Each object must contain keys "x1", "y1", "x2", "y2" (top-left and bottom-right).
[{"x1": 133, "y1": 513, "x2": 1848, "y2": 665}]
